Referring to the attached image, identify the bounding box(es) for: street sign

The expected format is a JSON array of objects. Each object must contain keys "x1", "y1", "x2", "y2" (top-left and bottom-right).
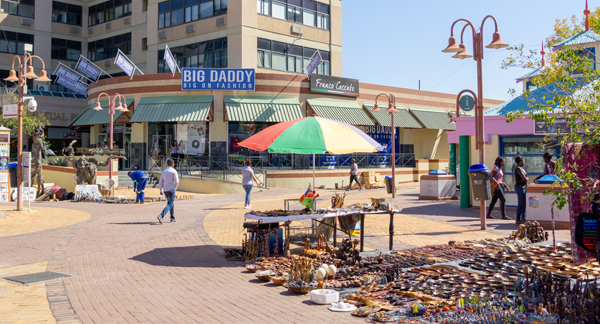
[
  {"x1": 22, "y1": 152, "x2": 31, "y2": 182},
  {"x1": 3, "y1": 104, "x2": 18, "y2": 118},
  {"x1": 459, "y1": 95, "x2": 475, "y2": 112},
  {"x1": 115, "y1": 51, "x2": 135, "y2": 76}
]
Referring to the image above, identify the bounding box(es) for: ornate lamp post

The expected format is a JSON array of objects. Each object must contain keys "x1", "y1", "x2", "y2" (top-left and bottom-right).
[
  {"x1": 442, "y1": 16, "x2": 508, "y2": 230},
  {"x1": 93, "y1": 93, "x2": 129, "y2": 184},
  {"x1": 372, "y1": 93, "x2": 399, "y2": 198},
  {"x1": 4, "y1": 51, "x2": 52, "y2": 211}
]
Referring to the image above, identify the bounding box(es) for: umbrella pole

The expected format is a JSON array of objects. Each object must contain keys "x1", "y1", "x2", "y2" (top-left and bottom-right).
[{"x1": 312, "y1": 153, "x2": 316, "y2": 189}]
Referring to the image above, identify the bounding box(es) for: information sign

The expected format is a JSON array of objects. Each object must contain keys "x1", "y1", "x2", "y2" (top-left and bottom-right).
[
  {"x1": 3, "y1": 104, "x2": 18, "y2": 119},
  {"x1": 22, "y1": 152, "x2": 31, "y2": 181},
  {"x1": 181, "y1": 68, "x2": 255, "y2": 91},
  {"x1": 459, "y1": 95, "x2": 475, "y2": 112}
]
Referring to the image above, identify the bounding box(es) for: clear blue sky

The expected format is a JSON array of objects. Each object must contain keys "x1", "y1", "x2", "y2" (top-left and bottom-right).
[{"x1": 342, "y1": 0, "x2": 589, "y2": 102}]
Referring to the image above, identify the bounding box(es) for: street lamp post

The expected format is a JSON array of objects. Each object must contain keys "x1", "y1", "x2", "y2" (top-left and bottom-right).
[
  {"x1": 4, "y1": 51, "x2": 52, "y2": 211},
  {"x1": 93, "y1": 93, "x2": 129, "y2": 187},
  {"x1": 442, "y1": 16, "x2": 508, "y2": 230},
  {"x1": 372, "y1": 93, "x2": 399, "y2": 198}
]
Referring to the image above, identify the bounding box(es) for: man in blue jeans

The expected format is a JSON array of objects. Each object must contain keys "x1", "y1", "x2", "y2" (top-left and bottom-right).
[{"x1": 157, "y1": 158, "x2": 179, "y2": 224}]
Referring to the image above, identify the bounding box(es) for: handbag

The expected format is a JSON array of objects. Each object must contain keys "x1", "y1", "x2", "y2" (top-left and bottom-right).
[{"x1": 575, "y1": 194, "x2": 599, "y2": 253}]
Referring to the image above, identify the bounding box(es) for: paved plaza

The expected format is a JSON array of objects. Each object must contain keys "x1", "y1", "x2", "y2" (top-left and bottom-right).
[{"x1": 0, "y1": 184, "x2": 570, "y2": 323}]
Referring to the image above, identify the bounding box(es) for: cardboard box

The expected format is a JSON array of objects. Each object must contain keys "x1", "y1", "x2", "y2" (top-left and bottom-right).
[{"x1": 362, "y1": 171, "x2": 370, "y2": 177}]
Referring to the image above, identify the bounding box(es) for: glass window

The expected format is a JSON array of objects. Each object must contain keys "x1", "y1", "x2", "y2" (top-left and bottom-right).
[
  {"x1": 165, "y1": 12, "x2": 171, "y2": 27},
  {"x1": 272, "y1": 53, "x2": 286, "y2": 71},
  {"x1": 272, "y1": 1, "x2": 285, "y2": 19},
  {"x1": 172, "y1": 8, "x2": 184, "y2": 25},
  {"x1": 87, "y1": 33, "x2": 131, "y2": 61},
  {"x1": 287, "y1": 56, "x2": 295, "y2": 72},
  {"x1": 1, "y1": 0, "x2": 34, "y2": 18},
  {"x1": 172, "y1": 0, "x2": 184, "y2": 10},
  {"x1": 215, "y1": 0, "x2": 227, "y2": 15},
  {"x1": 185, "y1": 0, "x2": 198, "y2": 5},
  {"x1": 317, "y1": 2, "x2": 329, "y2": 14},
  {"x1": 303, "y1": 0, "x2": 316, "y2": 10},
  {"x1": 257, "y1": 0, "x2": 270, "y2": 15},
  {"x1": 288, "y1": 0, "x2": 301, "y2": 6},
  {"x1": 191, "y1": 4, "x2": 199, "y2": 20},
  {"x1": 157, "y1": 37, "x2": 227, "y2": 71},
  {"x1": 303, "y1": 9, "x2": 315, "y2": 27},
  {"x1": 287, "y1": 5, "x2": 301, "y2": 22},
  {"x1": 295, "y1": 56, "x2": 303, "y2": 73},
  {"x1": 0, "y1": 32, "x2": 33, "y2": 55},
  {"x1": 185, "y1": 6, "x2": 192, "y2": 22},
  {"x1": 257, "y1": 38, "x2": 270, "y2": 50},
  {"x1": 159, "y1": 1, "x2": 170, "y2": 12},
  {"x1": 257, "y1": 50, "x2": 264, "y2": 68},
  {"x1": 159, "y1": 13, "x2": 165, "y2": 28},
  {"x1": 200, "y1": 0, "x2": 213, "y2": 18},
  {"x1": 272, "y1": 41, "x2": 286, "y2": 53}
]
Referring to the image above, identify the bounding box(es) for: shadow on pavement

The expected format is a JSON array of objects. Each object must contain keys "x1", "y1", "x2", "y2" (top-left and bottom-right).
[
  {"x1": 130, "y1": 246, "x2": 238, "y2": 268},
  {"x1": 107, "y1": 222, "x2": 159, "y2": 225}
]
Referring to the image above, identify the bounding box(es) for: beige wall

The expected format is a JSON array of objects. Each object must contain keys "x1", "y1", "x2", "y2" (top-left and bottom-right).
[{"x1": 400, "y1": 128, "x2": 450, "y2": 160}]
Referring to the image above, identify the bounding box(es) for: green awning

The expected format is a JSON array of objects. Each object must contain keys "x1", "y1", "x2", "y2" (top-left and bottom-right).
[
  {"x1": 70, "y1": 98, "x2": 134, "y2": 126},
  {"x1": 363, "y1": 104, "x2": 423, "y2": 129},
  {"x1": 129, "y1": 96, "x2": 213, "y2": 122},
  {"x1": 224, "y1": 96, "x2": 303, "y2": 122},
  {"x1": 307, "y1": 98, "x2": 374, "y2": 126},
  {"x1": 409, "y1": 108, "x2": 456, "y2": 130}
]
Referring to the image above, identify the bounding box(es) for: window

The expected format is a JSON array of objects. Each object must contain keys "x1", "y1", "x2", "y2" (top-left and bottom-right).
[
  {"x1": 158, "y1": 0, "x2": 227, "y2": 29},
  {"x1": 52, "y1": 1, "x2": 82, "y2": 25},
  {"x1": 1, "y1": 0, "x2": 34, "y2": 18},
  {"x1": 142, "y1": 38, "x2": 148, "y2": 51},
  {"x1": 257, "y1": 0, "x2": 329, "y2": 30},
  {"x1": 87, "y1": 33, "x2": 131, "y2": 61},
  {"x1": 157, "y1": 37, "x2": 227, "y2": 72},
  {"x1": 88, "y1": 0, "x2": 132, "y2": 27},
  {"x1": 0, "y1": 32, "x2": 33, "y2": 55},
  {"x1": 51, "y1": 38, "x2": 81, "y2": 61},
  {"x1": 257, "y1": 38, "x2": 330, "y2": 75}
]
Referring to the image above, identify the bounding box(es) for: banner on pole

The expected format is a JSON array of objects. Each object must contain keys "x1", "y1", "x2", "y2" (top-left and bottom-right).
[
  {"x1": 305, "y1": 50, "x2": 322, "y2": 76},
  {"x1": 114, "y1": 49, "x2": 144, "y2": 79},
  {"x1": 75, "y1": 56, "x2": 102, "y2": 81},
  {"x1": 164, "y1": 45, "x2": 180, "y2": 76},
  {"x1": 2, "y1": 104, "x2": 18, "y2": 119}
]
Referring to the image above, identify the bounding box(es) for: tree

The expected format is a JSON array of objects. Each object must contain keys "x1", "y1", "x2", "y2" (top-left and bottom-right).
[
  {"x1": 501, "y1": 10, "x2": 600, "y2": 210},
  {"x1": 0, "y1": 84, "x2": 48, "y2": 137}
]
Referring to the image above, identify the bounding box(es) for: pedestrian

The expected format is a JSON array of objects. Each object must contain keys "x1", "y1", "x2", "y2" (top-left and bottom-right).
[
  {"x1": 513, "y1": 155, "x2": 528, "y2": 224},
  {"x1": 94, "y1": 143, "x2": 101, "y2": 156},
  {"x1": 242, "y1": 160, "x2": 259, "y2": 209},
  {"x1": 534, "y1": 152, "x2": 556, "y2": 182},
  {"x1": 346, "y1": 158, "x2": 363, "y2": 191},
  {"x1": 170, "y1": 140, "x2": 179, "y2": 166},
  {"x1": 103, "y1": 142, "x2": 109, "y2": 149},
  {"x1": 128, "y1": 170, "x2": 148, "y2": 204},
  {"x1": 157, "y1": 158, "x2": 179, "y2": 224},
  {"x1": 487, "y1": 156, "x2": 510, "y2": 220}
]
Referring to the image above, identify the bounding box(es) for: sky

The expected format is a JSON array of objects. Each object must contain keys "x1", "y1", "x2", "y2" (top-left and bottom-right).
[{"x1": 342, "y1": 0, "x2": 590, "y2": 102}]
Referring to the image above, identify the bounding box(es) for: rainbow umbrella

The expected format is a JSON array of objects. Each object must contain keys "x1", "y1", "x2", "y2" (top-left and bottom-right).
[{"x1": 239, "y1": 115, "x2": 383, "y2": 188}]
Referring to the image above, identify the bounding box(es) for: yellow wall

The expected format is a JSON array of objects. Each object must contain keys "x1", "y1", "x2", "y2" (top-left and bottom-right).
[
  {"x1": 400, "y1": 129, "x2": 450, "y2": 160},
  {"x1": 42, "y1": 166, "x2": 119, "y2": 189}
]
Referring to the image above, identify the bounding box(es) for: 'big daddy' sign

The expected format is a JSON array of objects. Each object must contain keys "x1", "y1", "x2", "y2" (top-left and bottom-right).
[{"x1": 181, "y1": 68, "x2": 255, "y2": 91}]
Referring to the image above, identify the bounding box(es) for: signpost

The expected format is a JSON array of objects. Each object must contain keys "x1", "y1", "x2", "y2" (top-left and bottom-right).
[
  {"x1": 22, "y1": 152, "x2": 31, "y2": 211},
  {"x1": 309, "y1": 74, "x2": 359, "y2": 97},
  {"x1": 3, "y1": 104, "x2": 18, "y2": 118},
  {"x1": 459, "y1": 95, "x2": 475, "y2": 112},
  {"x1": 181, "y1": 68, "x2": 255, "y2": 91}
]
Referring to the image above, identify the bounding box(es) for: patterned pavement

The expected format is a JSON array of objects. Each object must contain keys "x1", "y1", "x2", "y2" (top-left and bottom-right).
[{"x1": 0, "y1": 184, "x2": 571, "y2": 323}]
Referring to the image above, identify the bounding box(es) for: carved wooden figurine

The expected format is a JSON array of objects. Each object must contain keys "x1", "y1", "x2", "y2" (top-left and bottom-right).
[
  {"x1": 30, "y1": 125, "x2": 45, "y2": 196},
  {"x1": 62, "y1": 140, "x2": 125, "y2": 185}
]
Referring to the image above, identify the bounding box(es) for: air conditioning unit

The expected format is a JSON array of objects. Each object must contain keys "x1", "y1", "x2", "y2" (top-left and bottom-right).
[
  {"x1": 216, "y1": 17, "x2": 226, "y2": 26},
  {"x1": 124, "y1": 17, "x2": 131, "y2": 25},
  {"x1": 186, "y1": 24, "x2": 195, "y2": 33},
  {"x1": 70, "y1": 26, "x2": 79, "y2": 34},
  {"x1": 291, "y1": 25, "x2": 302, "y2": 35},
  {"x1": 88, "y1": 27, "x2": 93, "y2": 34},
  {"x1": 158, "y1": 30, "x2": 167, "y2": 39},
  {"x1": 106, "y1": 22, "x2": 111, "y2": 30},
  {"x1": 37, "y1": 85, "x2": 48, "y2": 91},
  {"x1": 21, "y1": 18, "x2": 32, "y2": 26}
]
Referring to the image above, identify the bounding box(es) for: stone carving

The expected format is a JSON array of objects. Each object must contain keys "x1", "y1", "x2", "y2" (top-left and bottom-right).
[
  {"x1": 30, "y1": 125, "x2": 44, "y2": 196},
  {"x1": 62, "y1": 140, "x2": 125, "y2": 185}
]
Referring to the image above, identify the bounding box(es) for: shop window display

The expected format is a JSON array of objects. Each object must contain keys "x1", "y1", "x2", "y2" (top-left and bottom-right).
[{"x1": 501, "y1": 136, "x2": 559, "y2": 192}]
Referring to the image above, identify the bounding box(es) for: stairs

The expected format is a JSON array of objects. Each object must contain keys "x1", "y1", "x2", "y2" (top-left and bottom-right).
[{"x1": 118, "y1": 171, "x2": 134, "y2": 189}]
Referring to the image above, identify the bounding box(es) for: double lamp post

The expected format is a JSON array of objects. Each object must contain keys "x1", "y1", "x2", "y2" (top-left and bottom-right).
[
  {"x1": 441, "y1": 16, "x2": 508, "y2": 230},
  {"x1": 93, "y1": 93, "x2": 129, "y2": 183},
  {"x1": 371, "y1": 93, "x2": 399, "y2": 199}
]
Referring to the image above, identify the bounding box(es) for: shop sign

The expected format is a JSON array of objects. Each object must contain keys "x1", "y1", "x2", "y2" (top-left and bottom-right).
[
  {"x1": 310, "y1": 74, "x2": 359, "y2": 97},
  {"x1": 3, "y1": 104, "x2": 18, "y2": 119},
  {"x1": 56, "y1": 76, "x2": 88, "y2": 95},
  {"x1": 0, "y1": 133, "x2": 9, "y2": 144},
  {"x1": 76, "y1": 58, "x2": 101, "y2": 81},
  {"x1": 364, "y1": 125, "x2": 399, "y2": 152},
  {"x1": 115, "y1": 51, "x2": 135, "y2": 76},
  {"x1": 534, "y1": 118, "x2": 569, "y2": 135},
  {"x1": 181, "y1": 68, "x2": 255, "y2": 91},
  {"x1": 113, "y1": 125, "x2": 125, "y2": 133}
]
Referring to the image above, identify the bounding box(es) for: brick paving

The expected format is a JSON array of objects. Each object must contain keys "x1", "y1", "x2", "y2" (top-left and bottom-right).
[{"x1": 0, "y1": 184, "x2": 571, "y2": 323}]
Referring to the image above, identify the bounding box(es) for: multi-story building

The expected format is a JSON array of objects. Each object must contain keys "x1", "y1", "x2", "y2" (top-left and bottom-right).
[{"x1": 1, "y1": 0, "x2": 501, "y2": 182}]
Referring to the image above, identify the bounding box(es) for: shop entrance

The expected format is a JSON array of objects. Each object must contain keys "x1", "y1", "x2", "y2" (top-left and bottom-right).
[{"x1": 97, "y1": 124, "x2": 132, "y2": 170}]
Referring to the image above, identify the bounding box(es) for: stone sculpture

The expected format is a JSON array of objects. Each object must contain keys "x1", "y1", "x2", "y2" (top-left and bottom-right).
[
  {"x1": 62, "y1": 140, "x2": 125, "y2": 185},
  {"x1": 30, "y1": 125, "x2": 44, "y2": 196}
]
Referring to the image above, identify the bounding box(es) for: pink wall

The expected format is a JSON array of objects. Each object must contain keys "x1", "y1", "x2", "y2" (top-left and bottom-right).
[{"x1": 447, "y1": 116, "x2": 535, "y2": 144}]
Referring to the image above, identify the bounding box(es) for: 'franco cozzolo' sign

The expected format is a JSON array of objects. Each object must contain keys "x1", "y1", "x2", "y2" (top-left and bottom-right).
[
  {"x1": 181, "y1": 68, "x2": 255, "y2": 91},
  {"x1": 310, "y1": 74, "x2": 359, "y2": 97}
]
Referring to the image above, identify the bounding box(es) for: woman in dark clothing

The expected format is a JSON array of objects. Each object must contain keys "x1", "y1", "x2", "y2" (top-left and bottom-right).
[
  {"x1": 487, "y1": 156, "x2": 510, "y2": 220},
  {"x1": 535, "y1": 152, "x2": 556, "y2": 182},
  {"x1": 513, "y1": 155, "x2": 528, "y2": 224}
]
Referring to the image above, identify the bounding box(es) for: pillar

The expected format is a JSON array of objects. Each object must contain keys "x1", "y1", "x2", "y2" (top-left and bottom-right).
[
  {"x1": 449, "y1": 144, "x2": 457, "y2": 176},
  {"x1": 459, "y1": 136, "x2": 471, "y2": 208}
]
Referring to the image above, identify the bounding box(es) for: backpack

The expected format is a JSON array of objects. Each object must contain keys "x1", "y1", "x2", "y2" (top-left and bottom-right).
[{"x1": 575, "y1": 194, "x2": 599, "y2": 253}]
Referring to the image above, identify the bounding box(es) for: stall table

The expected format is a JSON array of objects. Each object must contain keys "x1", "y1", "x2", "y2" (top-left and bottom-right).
[{"x1": 245, "y1": 209, "x2": 395, "y2": 256}]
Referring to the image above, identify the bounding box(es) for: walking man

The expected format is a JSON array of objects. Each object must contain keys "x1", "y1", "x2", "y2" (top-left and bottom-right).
[
  {"x1": 346, "y1": 158, "x2": 363, "y2": 191},
  {"x1": 128, "y1": 170, "x2": 148, "y2": 204},
  {"x1": 157, "y1": 158, "x2": 179, "y2": 224}
]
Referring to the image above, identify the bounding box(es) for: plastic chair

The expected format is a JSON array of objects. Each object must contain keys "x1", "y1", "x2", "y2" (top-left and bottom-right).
[{"x1": 98, "y1": 179, "x2": 115, "y2": 197}]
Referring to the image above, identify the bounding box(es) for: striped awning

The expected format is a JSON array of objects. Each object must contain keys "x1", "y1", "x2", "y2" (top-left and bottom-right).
[
  {"x1": 363, "y1": 104, "x2": 422, "y2": 128},
  {"x1": 224, "y1": 96, "x2": 304, "y2": 122},
  {"x1": 410, "y1": 108, "x2": 455, "y2": 130},
  {"x1": 307, "y1": 98, "x2": 374, "y2": 126},
  {"x1": 129, "y1": 96, "x2": 213, "y2": 122},
  {"x1": 70, "y1": 98, "x2": 134, "y2": 126}
]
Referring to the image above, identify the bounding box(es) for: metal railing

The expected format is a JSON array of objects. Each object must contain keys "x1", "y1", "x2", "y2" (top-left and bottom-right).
[
  {"x1": 146, "y1": 152, "x2": 415, "y2": 185},
  {"x1": 0, "y1": 87, "x2": 87, "y2": 99}
]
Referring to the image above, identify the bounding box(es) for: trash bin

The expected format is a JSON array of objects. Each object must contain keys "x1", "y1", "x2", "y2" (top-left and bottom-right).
[
  {"x1": 468, "y1": 164, "x2": 492, "y2": 201},
  {"x1": 385, "y1": 175, "x2": 393, "y2": 194},
  {"x1": 8, "y1": 162, "x2": 17, "y2": 187}
]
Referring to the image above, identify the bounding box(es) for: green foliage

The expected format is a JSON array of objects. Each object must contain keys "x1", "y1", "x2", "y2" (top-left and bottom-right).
[
  {"x1": 502, "y1": 9, "x2": 600, "y2": 210},
  {"x1": 47, "y1": 157, "x2": 68, "y2": 167},
  {"x1": 0, "y1": 85, "x2": 49, "y2": 136}
]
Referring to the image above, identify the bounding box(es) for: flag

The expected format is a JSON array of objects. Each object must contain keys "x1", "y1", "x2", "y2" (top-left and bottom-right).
[
  {"x1": 299, "y1": 184, "x2": 319, "y2": 209},
  {"x1": 305, "y1": 51, "x2": 322, "y2": 76}
]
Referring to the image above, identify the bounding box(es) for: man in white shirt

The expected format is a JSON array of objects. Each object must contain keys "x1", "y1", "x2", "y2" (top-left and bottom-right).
[
  {"x1": 157, "y1": 158, "x2": 179, "y2": 224},
  {"x1": 346, "y1": 158, "x2": 363, "y2": 191}
]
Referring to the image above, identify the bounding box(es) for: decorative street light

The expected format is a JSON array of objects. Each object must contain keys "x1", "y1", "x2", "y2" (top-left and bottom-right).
[
  {"x1": 4, "y1": 49, "x2": 52, "y2": 211},
  {"x1": 372, "y1": 93, "x2": 399, "y2": 198},
  {"x1": 442, "y1": 16, "x2": 508, "y2": 230},
  {"x1": 93, "y1": 93, "x2": 129, "y2": 186}
]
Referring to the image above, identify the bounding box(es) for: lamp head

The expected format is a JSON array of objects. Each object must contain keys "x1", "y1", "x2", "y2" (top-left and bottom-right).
[
  {"x1": 4, "y1": 70, "x2": 18, "y2": 82},
  {"x1": 36, "y1": 70, "x2": 52, "y2": 82},
  {"x1": 448, "y1": 112, "x2": 456, "y2": 124},
  {"x1": 115, "y1": 102, "x2": 124, "y2": 111},
  {"x1": 93, "y1": 102, "x2": 103, "y2": 111},
  {"x1": 372, "y1": 103, "x2": 381, "y2": 112},
  {"x1": 452, "y1": 44, "x2": 473, "y2": 60},
  {"x1": 442, "y1": 36, "x2": 462, "y2": 53},
  {"x1": 485, "y1": 32, "x2": 509, "y2": 49},
  {"x1": 387, "y1": 105, "x2": 399, "y2": 113},
  {"x1": 23, "y1": 65, "x2": 38, "y2": 79}
]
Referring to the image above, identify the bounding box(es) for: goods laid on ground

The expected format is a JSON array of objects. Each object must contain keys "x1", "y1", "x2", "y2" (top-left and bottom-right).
[{"x1": 242, "y1": 236, "x2": 600, "y2": 323}]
